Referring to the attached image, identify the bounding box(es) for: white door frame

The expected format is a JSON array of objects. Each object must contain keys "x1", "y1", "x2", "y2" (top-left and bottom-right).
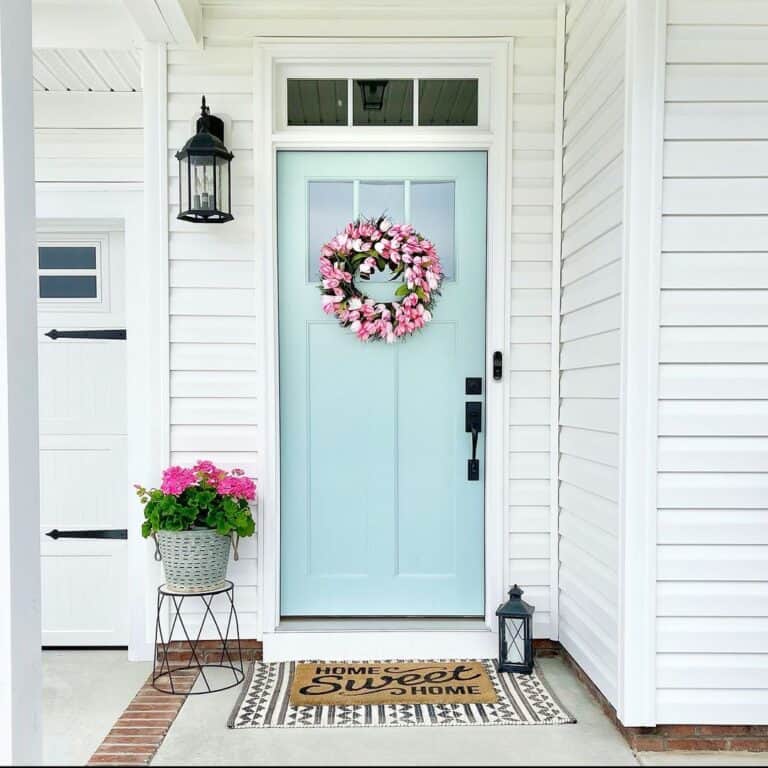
[
  {"x1": 35, "y1": 183, "x2": 163, "y2": 661},
  {"x1": 254, "y1": 39, "x2": 513, "y2": 660}
]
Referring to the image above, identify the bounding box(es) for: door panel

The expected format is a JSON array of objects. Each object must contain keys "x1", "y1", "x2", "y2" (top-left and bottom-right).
[
  {"x1": 38, "y1": 230, "x2": 128, "y2": 645},
  {"x1": 279, "y1": 151, "x2": 487, "y2": 617}
]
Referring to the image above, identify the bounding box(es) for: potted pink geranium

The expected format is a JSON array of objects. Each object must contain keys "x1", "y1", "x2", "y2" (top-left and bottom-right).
[{"x1": 136, "y1": 461, "x2": 256, "y2": 592}]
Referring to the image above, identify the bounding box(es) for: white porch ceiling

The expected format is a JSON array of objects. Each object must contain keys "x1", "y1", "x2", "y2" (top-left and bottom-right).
[
  {"x1": 198, "y1": 0, "x2": 562, "y2": 14},
  {"x1": 32, "y1": 49, "x2": 142, "y2": 92}
]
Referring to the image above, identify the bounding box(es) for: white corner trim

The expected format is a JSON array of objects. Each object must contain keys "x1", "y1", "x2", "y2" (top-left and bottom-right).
[
  {"x1": 124, "y1": 40, "x2": 169, "y2": 662},
  {"x1": 548, "y1": 2, "x2": 566, "y2": 644},
  {"x1": 617, "y1": 0, "x2": 666, "y2": 727},
  {"x1": 254, "y1": 38, "x2": 513, "y2": 655}
]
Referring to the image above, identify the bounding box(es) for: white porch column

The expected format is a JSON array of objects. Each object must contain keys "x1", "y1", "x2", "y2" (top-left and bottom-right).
[{"x1": 0, "y1": 0, "x2": 42, "y2": 764}]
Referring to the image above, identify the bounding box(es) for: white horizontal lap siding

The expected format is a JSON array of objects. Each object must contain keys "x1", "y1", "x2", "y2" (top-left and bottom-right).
[
  {"x1": 656, "y1": 0, "x2": 768, "y2": 725},
  {"x1": 509, "y1": 34, "x2": 557, "y2": 639},
  {"x1": 33, "y1": 93, "x2": 143, "y2": 183},
  {"x1": 557, "y1": 0, "x2": 625, "y2": 708},
  {"x1": 166, "y1": 46, "x2": 258, "y2": 636}
]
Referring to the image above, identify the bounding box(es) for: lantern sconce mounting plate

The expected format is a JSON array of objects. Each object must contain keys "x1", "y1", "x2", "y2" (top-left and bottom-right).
[{"x1": 174, "y1": 95, "x2": 235, "y2": 224}]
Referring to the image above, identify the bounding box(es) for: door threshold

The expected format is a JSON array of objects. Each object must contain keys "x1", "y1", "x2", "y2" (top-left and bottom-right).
[
  {"x1": 276, "y1": 617, "x2": 488, "y2": 633},
  {"x1": 264, "y1": 619, "x2": 496, "y2": 661}
]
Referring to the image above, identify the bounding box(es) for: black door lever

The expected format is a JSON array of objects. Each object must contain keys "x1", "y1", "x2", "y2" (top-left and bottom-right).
[
  {"x1": 465, "y1": 401, "x2": 481, "y2": 481},
  {"x1": 468, "y1": 425, "x2": 480, "y2": 481}
]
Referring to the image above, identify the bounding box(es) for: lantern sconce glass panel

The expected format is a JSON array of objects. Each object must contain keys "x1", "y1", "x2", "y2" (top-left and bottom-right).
[
  {"x1": 175, "y1": 96, "x2": 234, "y2": 223},
  {"x1": 496, "y1": 584, "x2": 535, "y2": 675}
]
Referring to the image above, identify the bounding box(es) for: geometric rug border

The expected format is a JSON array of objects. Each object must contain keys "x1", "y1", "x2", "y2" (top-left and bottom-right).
[{"x1": 228, "y1": 658, "x2": 576, "y2": 729}]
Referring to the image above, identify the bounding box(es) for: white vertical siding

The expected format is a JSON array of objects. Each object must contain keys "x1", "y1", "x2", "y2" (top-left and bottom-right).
[
  {"x1": 557, "y1": 0, "x2": 625, "y2": 707},
  {"x1": 656, "y1": 0, "x2": 768, "y2": 724},
  {"x1": 166, "y1": 46, "x2": 260, "y2": 637},
  {"x1": 508, "y1": 32, "x2": 559, "y2": 639}
]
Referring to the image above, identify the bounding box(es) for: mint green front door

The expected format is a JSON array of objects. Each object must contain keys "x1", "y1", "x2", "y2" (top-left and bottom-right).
[{"x1": 279, "y1": 151, "x2": 487, "y2": 617}]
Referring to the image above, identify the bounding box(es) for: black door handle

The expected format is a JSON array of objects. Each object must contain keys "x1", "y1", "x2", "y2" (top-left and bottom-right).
[
  {"x1": 466, "y1": 402, "x2": 482, "y2": 481},
  {"x1": 46, "y1": 529, "x2": 127, "y2": 540}
]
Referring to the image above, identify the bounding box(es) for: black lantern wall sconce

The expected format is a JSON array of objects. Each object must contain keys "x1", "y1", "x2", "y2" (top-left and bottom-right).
[{"x1": 175, "y1": 96, "x2": 234, "y2": 223}]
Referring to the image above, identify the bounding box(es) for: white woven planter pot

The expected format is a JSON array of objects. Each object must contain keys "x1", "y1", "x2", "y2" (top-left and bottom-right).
[{"x1": 156, "y1": 528, "x2": 231, "y2": 593}]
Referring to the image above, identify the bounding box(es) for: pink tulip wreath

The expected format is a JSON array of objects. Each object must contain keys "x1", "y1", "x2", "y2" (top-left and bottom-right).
[{"x1": 319, "y1": 215, "x2": 444, "y2": 342}]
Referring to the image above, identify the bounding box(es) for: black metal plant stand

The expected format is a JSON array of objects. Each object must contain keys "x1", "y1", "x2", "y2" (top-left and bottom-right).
[{"x1": 153, "y1": 580, "x2": 244, "y2": 695}]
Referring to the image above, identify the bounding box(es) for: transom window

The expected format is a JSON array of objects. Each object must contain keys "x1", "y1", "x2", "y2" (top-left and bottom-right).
[
  {"x1": 287, "y1": 78, "x2": 479, "y2": 127},
  {"x1": 37, "y1": 242, "x2": 102, "y2": 302}
]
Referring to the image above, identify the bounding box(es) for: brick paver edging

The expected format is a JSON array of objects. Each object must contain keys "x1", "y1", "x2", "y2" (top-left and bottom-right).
[
  {"x1": 87, "y1": 668, "x2": 198, "y2": 766},
  {"x1": 87, "y1": 640, "x2": 264, "y2": 766}
]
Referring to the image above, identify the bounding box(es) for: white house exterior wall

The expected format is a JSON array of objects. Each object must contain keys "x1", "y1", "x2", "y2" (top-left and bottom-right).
[
  {"x1": 655, "y1": 0, "x2": 768, "y2": 725},
  {"x1": 558, "y1": 0, "x2": 626, "y2": 709},
  {"x1": 163, "y1": 11, "x2": 560, "y2": 638},
  {"x1": 166, "y1": 44, "x2": 261, "y2": 638},
  {"x1": 34, "y1": 92, "x2": 143, "y2": 183}
]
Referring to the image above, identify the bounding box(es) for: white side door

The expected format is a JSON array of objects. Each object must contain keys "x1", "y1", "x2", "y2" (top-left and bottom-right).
[{"x1": 37, "y1": 229, "x2": 129, "y2": 646}]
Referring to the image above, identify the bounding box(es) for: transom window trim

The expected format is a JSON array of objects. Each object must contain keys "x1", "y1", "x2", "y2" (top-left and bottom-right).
[
  {"x1": 275, "y1": 63, "x2": 492, "y2": 132},
  {"x1": 37, "y1": 236, "x2": 106, "y2": 308}
]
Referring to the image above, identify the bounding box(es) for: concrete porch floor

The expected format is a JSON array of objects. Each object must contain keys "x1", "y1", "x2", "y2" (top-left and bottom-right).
[
  {"x1": 43, "y1": 649, "x2": 151, "y2": 766},
  {"x1": 43, "y1": 651, "x2": 768, "y2": 766}
]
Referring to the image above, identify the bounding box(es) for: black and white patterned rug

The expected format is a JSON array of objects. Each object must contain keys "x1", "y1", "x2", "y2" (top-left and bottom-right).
[{"x1": 228, "y1": 660, "x2": 575, "y2": 728}]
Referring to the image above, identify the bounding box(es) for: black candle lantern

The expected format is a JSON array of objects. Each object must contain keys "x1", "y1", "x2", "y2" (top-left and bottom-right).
[
  {"x1": 496, "y1": 584, "x2": 535, "y2": 674},
  {"x1": 175, "y1": 96, "x2": 234, "y2": 223}
]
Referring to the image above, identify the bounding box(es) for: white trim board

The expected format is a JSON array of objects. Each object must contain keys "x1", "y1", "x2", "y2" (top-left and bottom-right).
[
  {"x1": 549, "y1": 2, "x2": 566, "y2": 644},
  {"x1": 264, "y1": 629, "x2": 497, "y2": 662},
  {"x1": 254, "y1": 38, "x2": 514, "y2": 661},
  {"x1": 616, "y1": 0, "x2": 666, "y2": 727}
]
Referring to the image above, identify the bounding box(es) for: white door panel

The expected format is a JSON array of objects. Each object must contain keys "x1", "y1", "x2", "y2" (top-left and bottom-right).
[
  {"x1": 39, "y1": 436, "x2": 126, "y2": 529},
  {"x1": 38, "y1": 340, "x2": 127, "y2": 434},
  {"x1": 40, "y1": 539, "x2": 128, "y2": 645},
  {"x1": 37, "y1": 229, "x2": 128, "y2": 646}
]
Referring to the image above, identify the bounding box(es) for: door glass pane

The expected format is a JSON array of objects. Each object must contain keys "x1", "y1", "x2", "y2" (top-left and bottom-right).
[
  {"x1": 410, "y1": 181, "x2": 456, "y2": 280},
  {"x1": 307, "y1": 181, "x2": 353, "y2": 280},
  {"x1": 419, "y1": 79, "x2": 479, "y2": 126},
  {"x1": 353, "y1": 80, "x2": 413, "y2": 126},
  {"x1": 39, "y1": 275, "x2": 98, "y2": 299},
  {"x1": 38, "y1": 246, "x2": 97, "y2": 270},
  {"x1": 359, "y1": 182, "x2": 406, "y2": 285},
  {"x1": 359, "y1": 182, "x2": 404, "y2": 223},
  {"x1": 288, "y1": 79, "x2": 348, "y2": 126}
]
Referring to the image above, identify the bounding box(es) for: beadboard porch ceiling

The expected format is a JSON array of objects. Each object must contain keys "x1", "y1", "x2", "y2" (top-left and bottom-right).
[
  {"x1": 32, "y1": 49, "x2": 142, "y2": 92},
  {"x1": 199, "y1": 0, "x2": 563, "y2": 15}
]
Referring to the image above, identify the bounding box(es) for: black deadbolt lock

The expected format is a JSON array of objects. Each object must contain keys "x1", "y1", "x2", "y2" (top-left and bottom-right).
[{"x1": 465, "y1": 377, "x2": 482, "y2": 395}]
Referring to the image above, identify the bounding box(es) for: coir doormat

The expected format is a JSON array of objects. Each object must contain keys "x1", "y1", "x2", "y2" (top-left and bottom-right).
[
  {"x1": 228, "y1": 660, "x2": 575, "y2": 729},
  {"x1": 290, "y1": 661, "x2": 498, "y2": 706}
]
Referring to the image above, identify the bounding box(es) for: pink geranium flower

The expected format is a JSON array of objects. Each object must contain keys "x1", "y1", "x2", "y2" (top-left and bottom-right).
[
  {"x1": 217, "y1": 475, "x2": 257, "y2": 501},
  {"x1": 161, "y1": 466, "x2": 198, "y2": 496}
]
